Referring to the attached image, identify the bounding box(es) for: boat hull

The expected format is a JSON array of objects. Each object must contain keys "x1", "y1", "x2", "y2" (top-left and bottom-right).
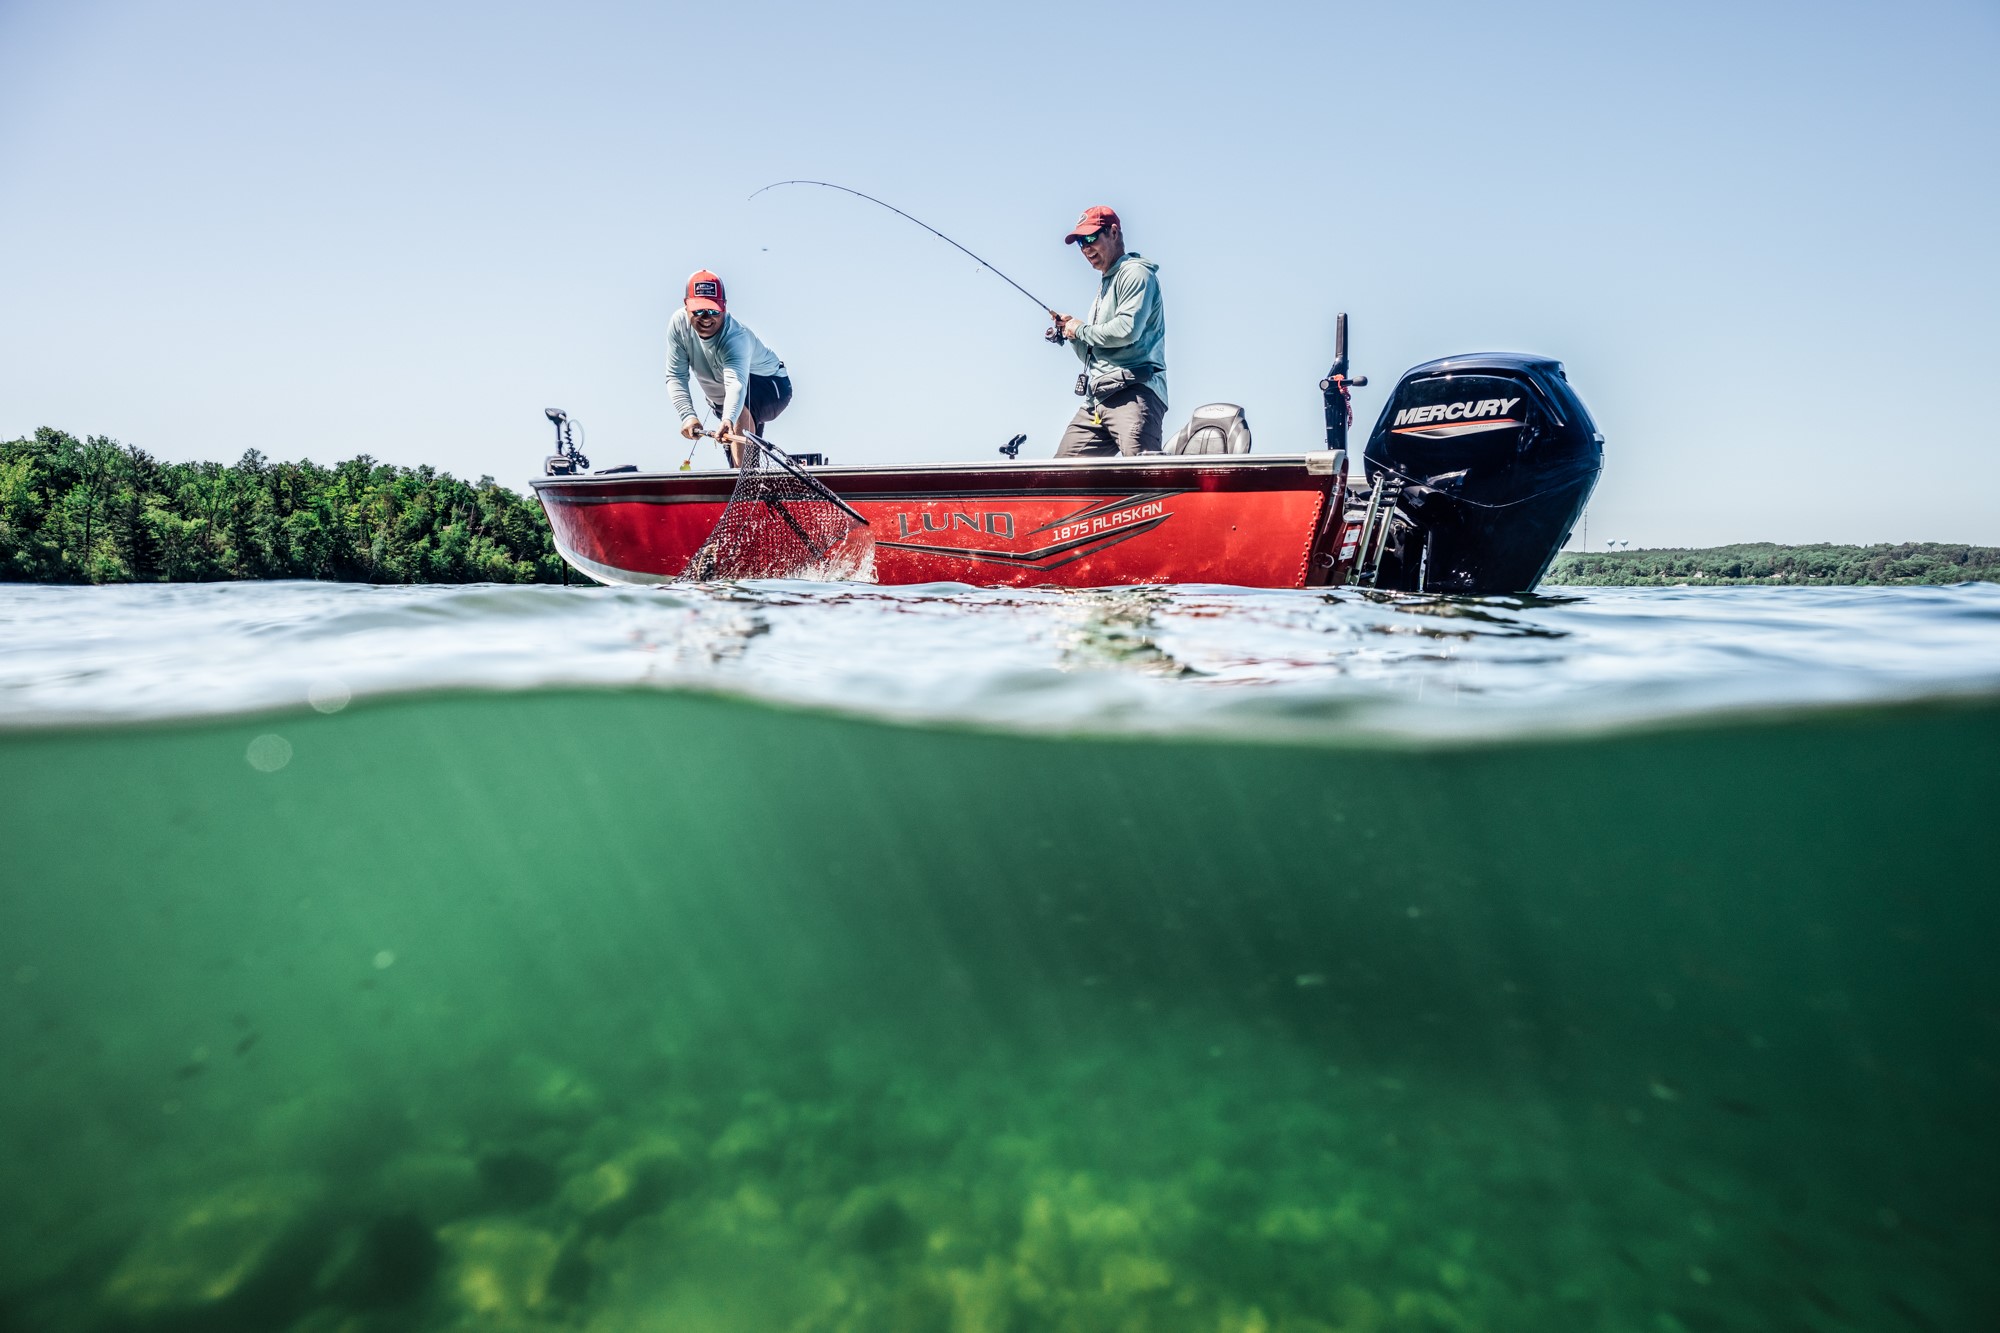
[{"x1": 533, "y1": 454, "x2": 1350, "y2": 588}]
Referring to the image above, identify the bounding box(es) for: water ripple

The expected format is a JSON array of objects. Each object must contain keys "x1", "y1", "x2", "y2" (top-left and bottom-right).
[{"x1": 2, "y1": 580, "x2": 1997, "y2": 740}]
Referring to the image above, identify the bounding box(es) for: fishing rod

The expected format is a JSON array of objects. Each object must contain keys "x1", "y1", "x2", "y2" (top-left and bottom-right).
[{"x1": 750, "y1": 180, "x2": 1061, "y2": 324}]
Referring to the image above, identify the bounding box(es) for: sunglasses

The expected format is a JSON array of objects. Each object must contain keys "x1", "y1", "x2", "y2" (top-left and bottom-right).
[
  {"x1": 1073, "y1": 231, "x2": 1103, "y2": 246},
  {"x1": 689, "y1": 307, "x2": 722, "y2": 319}
]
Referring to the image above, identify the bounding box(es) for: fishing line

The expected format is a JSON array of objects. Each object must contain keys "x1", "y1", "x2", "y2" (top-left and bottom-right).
[{"x1": 750, "y1": 180, "x2": 1058, "y2": 317}]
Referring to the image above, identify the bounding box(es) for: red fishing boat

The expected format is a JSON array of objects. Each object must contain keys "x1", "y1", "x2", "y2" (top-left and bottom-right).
[
  {"x1": 532, "y1": 322, "x2": 1603, "y2": 594},
  {"x1": 535, "y1": 451, "x2": 1355, "y2": 589}
]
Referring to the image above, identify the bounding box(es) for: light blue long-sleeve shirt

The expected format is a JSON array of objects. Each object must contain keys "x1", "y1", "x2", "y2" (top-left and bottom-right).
[
  {"x1": 664, "y1": 310, "x2": 787, "y2": 427},
  {"x1": 1069, "y1": 252, "x2": 1167, "y2": 410}
]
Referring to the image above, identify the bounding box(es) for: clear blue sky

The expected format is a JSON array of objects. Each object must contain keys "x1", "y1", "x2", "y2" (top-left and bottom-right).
[{"x1": 3, "y1": 0, "x2": 1996, "y2": 547}]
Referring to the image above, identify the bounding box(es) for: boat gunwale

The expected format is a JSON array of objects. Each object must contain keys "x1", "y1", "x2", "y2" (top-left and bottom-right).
[{"x1": 531, "y1": 451, "x2": 1350, "y2": 498}]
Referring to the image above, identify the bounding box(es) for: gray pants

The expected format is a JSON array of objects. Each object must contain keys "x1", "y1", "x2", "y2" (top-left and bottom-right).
[{"x1": 1056, "y1": 385, "x2": 1166, "y2": 457}]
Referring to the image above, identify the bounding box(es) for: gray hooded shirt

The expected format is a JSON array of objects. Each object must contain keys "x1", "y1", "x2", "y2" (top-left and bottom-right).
[{"x1": 1069, "y1": 252, "x2": 1167, "y2": 410}]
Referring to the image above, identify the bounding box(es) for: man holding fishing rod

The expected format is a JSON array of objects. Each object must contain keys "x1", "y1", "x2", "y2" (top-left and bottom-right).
[
  {"x1": 1047, "y1": 206, "x2": 1168, "y2": 457},
  {"x1": 744, "y1": 185, "x2": 1167, "y2": 457},
  {"x1": 666, "y1": 270, "x2": 792, "y2": 468}
]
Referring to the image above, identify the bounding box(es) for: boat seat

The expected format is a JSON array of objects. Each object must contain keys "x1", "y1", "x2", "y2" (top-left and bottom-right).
[{"x1": 1163, "y1": 403, "x2": 1251, "y2": 455}]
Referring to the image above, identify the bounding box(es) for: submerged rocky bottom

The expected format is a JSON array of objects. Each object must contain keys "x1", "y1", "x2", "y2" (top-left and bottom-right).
[{"x1": 15, "y1": 1012, "x2": 1975, "y2": 1333}]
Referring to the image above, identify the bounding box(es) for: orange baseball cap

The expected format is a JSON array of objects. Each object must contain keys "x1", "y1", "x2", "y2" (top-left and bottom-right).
[
  {"x1": 685, "y1": 270, "x2": 726, "y2": 313},
  {"x1": 1064, "y1": 206, "x2": 1119, "y2": 244}
]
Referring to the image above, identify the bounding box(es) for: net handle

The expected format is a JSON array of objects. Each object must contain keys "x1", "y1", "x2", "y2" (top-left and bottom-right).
[{"x1": 710, "y1": 429, "x2": 870, "y2": 527}]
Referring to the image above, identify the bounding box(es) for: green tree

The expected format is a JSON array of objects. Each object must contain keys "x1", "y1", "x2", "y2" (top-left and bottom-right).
[{"x1": 0, "y1": 428, "x2": 568, "y2": 584}]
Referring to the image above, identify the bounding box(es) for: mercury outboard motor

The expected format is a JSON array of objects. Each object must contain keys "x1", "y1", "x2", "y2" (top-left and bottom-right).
[{"x1": 1346, "y1": 352, "x2": 1602, "y2": 594}]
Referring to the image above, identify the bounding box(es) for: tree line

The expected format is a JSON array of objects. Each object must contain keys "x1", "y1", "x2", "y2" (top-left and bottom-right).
[
  {"x1": 0, "y1": 428, "x2": 564, "y2": 584},
  {"x1": 1548, "y1": 542, "x2": 2000, "y2": 586},
  {"x1": 6, "y1": 428, "x2": 1995, "y2": 588}
]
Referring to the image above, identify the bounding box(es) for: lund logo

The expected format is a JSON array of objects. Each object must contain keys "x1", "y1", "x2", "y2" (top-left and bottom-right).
[
  {"x1": 895, "y1": 511, "x2": 1015, "y2": 539},
  {"x1": 1393, "y1": 397, "x2": 1520, "y2": 427},
  {"x1": 879, "y1": 492, "x2": 1176, "y2": 571}
]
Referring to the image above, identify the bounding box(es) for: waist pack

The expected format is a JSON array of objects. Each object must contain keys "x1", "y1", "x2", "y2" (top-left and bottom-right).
[{"x1": 1074, "y1": 364, "x2": 1162, "y2": 400}]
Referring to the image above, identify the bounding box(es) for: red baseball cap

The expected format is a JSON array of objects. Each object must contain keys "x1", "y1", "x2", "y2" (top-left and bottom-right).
[
  {"x1": 1064, "y1": 206, "x2": 1119, "y2": 244},
  {"x1": 685, "y1": 269, "x2": 726, "y2": 313}
]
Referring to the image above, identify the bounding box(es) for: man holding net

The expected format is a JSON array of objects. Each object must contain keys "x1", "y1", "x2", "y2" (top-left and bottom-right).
[{"x1": 667, "y1": 270, "x2": 792, "y2": 468}]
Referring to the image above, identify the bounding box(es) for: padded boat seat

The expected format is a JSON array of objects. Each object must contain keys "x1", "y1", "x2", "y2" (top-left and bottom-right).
[{"x1": 1164, "y1": 403, "x2": 1252, "y2": 455}]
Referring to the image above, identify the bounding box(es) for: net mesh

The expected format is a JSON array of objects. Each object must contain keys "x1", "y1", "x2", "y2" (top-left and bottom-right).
[{"x1": 683, "y1": 442, "x2": 875, "y2": 582}]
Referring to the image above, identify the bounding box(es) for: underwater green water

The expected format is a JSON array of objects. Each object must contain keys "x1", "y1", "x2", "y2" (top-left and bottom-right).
[{"x1": 2, "y1": 688, "x2": 1995, "y2": 1332}]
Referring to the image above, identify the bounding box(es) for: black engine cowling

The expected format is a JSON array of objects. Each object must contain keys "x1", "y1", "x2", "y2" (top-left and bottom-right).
[{"x1": 1358, "y1": 353, "x2": 1601, "y2": 594}]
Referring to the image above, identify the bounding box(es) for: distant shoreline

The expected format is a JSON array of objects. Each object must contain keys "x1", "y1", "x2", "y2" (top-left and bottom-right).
[
  {"x1": 1548, "y1": 543, "x2": 1999, "y2": 586},
  {"x1": 7, "y1": 431, "x2": 1994, "y2": 587}
]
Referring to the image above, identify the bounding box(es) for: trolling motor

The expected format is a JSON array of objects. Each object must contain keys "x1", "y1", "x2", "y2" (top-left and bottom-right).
[
  {"x1": 543, "y1": 408, "x2": 590, "y2": 476},
  {"x1": 1320, "y1": 312, "x2": 1368, "y2": 455}
]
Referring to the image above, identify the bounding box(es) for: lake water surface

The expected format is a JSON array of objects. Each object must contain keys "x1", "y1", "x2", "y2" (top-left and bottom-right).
[{"x1": 2, "y1": 582, "x2": 1997, "y2": 1332}]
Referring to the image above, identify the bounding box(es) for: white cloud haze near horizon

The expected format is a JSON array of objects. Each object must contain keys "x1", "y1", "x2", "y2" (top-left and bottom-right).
[{"x1": 2, "y1": 0, "x2": 1996, "y2": 548}]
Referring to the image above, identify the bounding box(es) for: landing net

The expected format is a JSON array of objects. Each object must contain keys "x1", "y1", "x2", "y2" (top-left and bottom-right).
[{"x1": 683, "y1": 438, "x2": 875, "y2": 582}]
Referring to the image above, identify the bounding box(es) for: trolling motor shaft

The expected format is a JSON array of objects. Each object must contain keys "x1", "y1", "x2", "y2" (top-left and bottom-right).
[
  {"x1": 543, "y1": 408, "x2": 590, "y2": 475},
  {"x1": 1319, "y1": 313, "x2": 1369, "y2": 455}
]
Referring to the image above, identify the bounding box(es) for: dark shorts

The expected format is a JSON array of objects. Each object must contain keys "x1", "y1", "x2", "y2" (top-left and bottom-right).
[{"x1": 710, "y1": 374, "x2": 793, "y2": 432}]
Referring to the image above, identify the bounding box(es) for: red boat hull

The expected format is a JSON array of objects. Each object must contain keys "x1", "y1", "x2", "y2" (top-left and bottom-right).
[{"x1": 532, "y1": 453, "x2": 1352, "y2": 588}]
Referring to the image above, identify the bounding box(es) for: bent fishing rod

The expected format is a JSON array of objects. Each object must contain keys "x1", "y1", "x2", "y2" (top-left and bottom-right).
[{"x1": 750, "y1": 180, "x2": 1062, "y2": 330}]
